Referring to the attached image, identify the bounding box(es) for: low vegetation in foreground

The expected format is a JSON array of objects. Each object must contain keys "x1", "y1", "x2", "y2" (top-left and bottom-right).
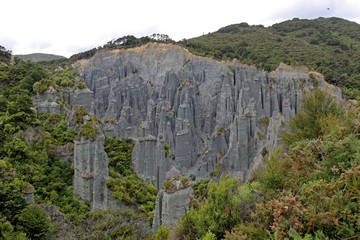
[{"x1": 172, "y1": 90, "x2": 359, "y2": 240}]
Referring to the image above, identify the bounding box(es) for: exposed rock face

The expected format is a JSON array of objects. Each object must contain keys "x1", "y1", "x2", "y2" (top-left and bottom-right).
[
  {"x1": 152, "y1": 187, "x2": 191, "y2": 231},
  {"x1": 73, "y1": 133, "x2": 123, "y2": 210},
  {"x1": 32, "y1": 89, "x2": 62, "y2": 114},
  {"x1": 22, "y1": 184, "x2": 35, "y2": 204},
  {"x1": 73, "y1": 43, "x2": 341, "y2": 188}
]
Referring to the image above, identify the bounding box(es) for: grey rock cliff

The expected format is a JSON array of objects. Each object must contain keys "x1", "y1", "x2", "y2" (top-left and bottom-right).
[
  {"x1": 73, "y1": 43, "x2": 340, "y2": 186},
  {"x1": 73, "y1": 133, "x2": 122, "y2": 210},
  {"x1": 152, "y1": 187, "x2": 191, "y2": 231},
  {"x1": 69, "y1": 43, "x2": 342, "y2": 227}
]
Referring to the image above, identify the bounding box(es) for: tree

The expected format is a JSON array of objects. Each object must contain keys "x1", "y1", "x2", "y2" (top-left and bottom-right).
[{"x1": 16, "y1": 204, "x2": 50, "y2": 240}]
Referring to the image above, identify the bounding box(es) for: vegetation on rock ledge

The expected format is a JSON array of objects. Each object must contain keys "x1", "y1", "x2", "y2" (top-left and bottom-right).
[{"x1": 104, "y1": 136, "x2": 158, "y2": 220}]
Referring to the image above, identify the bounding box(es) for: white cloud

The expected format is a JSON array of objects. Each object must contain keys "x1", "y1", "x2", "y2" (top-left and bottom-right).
[{"x1": 1, "y1": 0, "x2": 359, "y2": 57}]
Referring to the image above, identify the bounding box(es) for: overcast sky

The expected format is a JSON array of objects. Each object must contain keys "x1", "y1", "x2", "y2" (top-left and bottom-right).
[{"x1": 1, "y1": 0, "x2": 360, "y2": 57}]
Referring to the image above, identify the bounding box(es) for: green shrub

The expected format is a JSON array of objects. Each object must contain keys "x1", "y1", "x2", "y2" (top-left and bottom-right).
[
  {"x1": 180, "y1": 177, "x2": 189, "y2": 187},
  {"x1": 78, "y1": 121, "x2": 98, "y2": 139},
  {"x1": 74, "y1": 106, "x2": 87, "y2": 124},
  {"x1": 75, "y1": 209, "x2": 152, "y2": 240},
  {"x1": 17, "y1": 205, "x2": 50, "y2": 240},
  {"x1": 163, "y1": 180, "x2": 176, "y2": 192},
  {"x1": 202, "y1": 231, "x2": 216, "y2": 240},
  {"x1": 75, "y1": 81, "x2": 86, "y2": 89},
  {"x1": 176, "y1": 176, "x2": 260, "y2": 239},
  {"x1": 282, "y1": 89, "x2": 342, "y2": 145},
  {"x1": 259, "y1": 116, "x2": 270, "y2": 127},
  {"x1": 164, "y1": 143, "x2": 170, "y2": 158},
  {"x1": 155, "y1": 226, "x2": 169, "y2": 240}
]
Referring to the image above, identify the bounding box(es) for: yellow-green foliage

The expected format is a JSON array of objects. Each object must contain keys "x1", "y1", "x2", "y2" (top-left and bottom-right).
[
  {"x1": 155, "y1": 226, "x2": 169, "y2": 240},
  {"x1": 78, "y1": 120, "x2": 98, "y2": 139},
  {"x1": 215, "y1": 125, "x2": 224, "y2": 136},
  {"x1": 177, "y1": 91, "x2": 359, "y2": 240},
  {"x1": 32, "y1": 67, "x2": 79, "y2": 93},
  {"x1": 164, "y1": 143, "x2": 170, "y2": 158},
  {"x1": 255, "y1": 146, "x2": 285, "y2": 191},
  {"x1": 259, "y1": 116, "x2": 270, "y2": 127},
  {"x1": 74, "y1": 106, "x2": 87, "y2": 124},
  {"x1": 180, "y1": 177, "x2": 189, "y2": 187},
  {"x1": 163, "y1": 180, "x2": 176, "y2": 192},
  {"x1": 282, "y1": 89, "x2": 342, "y2": 145},
  {"x1": 16, "y1": 204, "x2": 50, "y2": 240},
  {"x1": 75, "y1": 209, "x2": 152, "y2": 240},
  {"x1": 192, "y1": 179, "x2": 210, "y2": 204},
  {"x1": 75, "y1": 81, "x2": 86, "y2": 89},
  {"x1": 41, "y1": 113, "x2": 76, "y2": 145},
  {"x1": 211, "y1": 162, "x2": 222, "y2": 177},
  {"x1": 202, "y1": 231, "x2": 216, "y2": 240}
]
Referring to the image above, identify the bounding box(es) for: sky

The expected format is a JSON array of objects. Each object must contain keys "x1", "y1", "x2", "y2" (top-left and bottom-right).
[{"x1": 1, "y1": 0, "x2": 360, "y2": 58}]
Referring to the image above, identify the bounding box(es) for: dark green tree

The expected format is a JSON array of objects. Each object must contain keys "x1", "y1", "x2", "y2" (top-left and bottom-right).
[{"x1": 16, "y1": 205, "x2": 50, "y2": 240}]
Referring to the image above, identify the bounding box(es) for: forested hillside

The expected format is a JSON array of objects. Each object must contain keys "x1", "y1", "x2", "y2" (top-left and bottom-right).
[
  {"x1": 15, "y1": 54, "x2": 66, "y2": 63},
  {"x1": 181, "y1": 17, "x2": 360, "y2": 99},
  {"x1": 69, "y1": 18, "x2": 360, "y2": 99}
]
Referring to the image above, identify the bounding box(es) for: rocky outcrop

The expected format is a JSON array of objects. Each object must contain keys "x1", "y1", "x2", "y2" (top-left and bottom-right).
[
  {"x1": 152, "y1": 187, "x2": 191, "y2": 231},
  {"x1": 73, "y1": 133, "x2": 123, "y2": 210},
  {"x1": 73, "y1": 43, "x2": 341, "y2": 187},
  {"x1": 32, "y1": 88, "x2": 62, "y2": 114},
  {"x1": 22, "y1": 184, "x2": 35, "y2": 204},
  {"x1": 152, "y1": 171, "x2": 191, "y2": 231}
]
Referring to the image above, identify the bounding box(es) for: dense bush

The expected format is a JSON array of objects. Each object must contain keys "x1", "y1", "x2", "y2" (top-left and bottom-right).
[
  {"x1": 0, "y1": 45, "x2": 12, "y2": 65},
  {"x1": 281, "y1": 88, "x2": 342, "y2": 145}
]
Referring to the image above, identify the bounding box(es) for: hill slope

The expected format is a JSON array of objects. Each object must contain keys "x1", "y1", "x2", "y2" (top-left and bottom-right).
[
  {"x1": 16, "y1": 53, "x2": 66, "y2": 62},
  {"x1": 180, "y1": 17, "x2": 360, "y2": 99}
]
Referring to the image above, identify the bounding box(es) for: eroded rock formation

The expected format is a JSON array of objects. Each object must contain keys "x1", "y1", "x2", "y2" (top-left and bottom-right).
[
  {"x1": 73, "y1": 43, "x2": 341, "y2": 187},
  {"x1": 73, "y1": 133, "x2": 122, "y2": 210},
  {"x1": 33, "y1": 42, "x2": 341, "y2": 228}
]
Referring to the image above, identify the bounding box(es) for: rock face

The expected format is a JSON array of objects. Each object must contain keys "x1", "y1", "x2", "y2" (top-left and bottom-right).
[
  {"x1": 73, "y1": 43, "x2": 341, "y2": 188},
  {"x1": 152, "y1": 187, "x2": 191, "y2": 231},
  {"x1": 30, "y1": 42, "x2": 341, "y2": 228},
  {"x1": 73, "y1": 133, "x2": 123, "y2": 210}
]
